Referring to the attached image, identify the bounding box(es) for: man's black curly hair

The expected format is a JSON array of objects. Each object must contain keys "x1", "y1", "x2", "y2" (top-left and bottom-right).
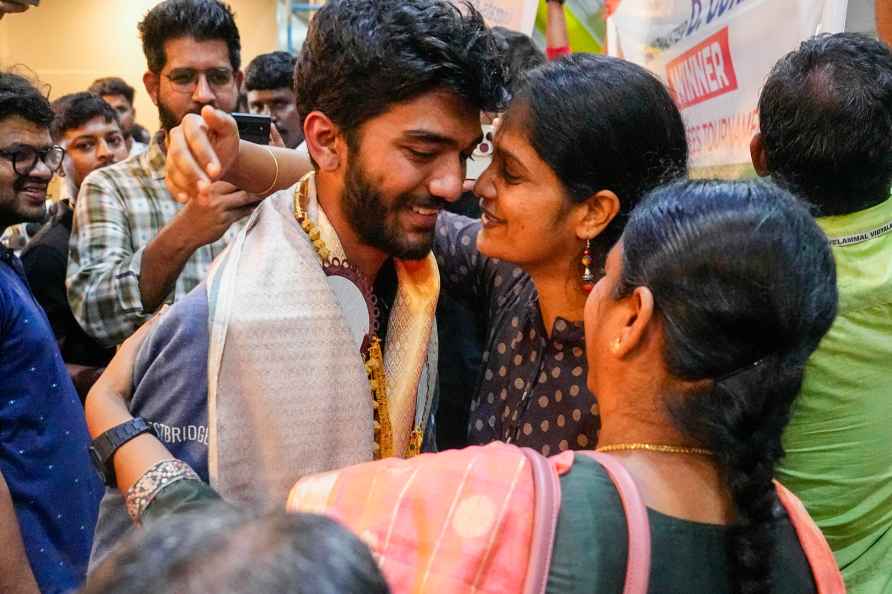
[
  {"x1": 0, "y1": 72, "x2": 53, "y2": 129},
  {"x1": 138, "y1": 0, "x2": 241, "y2": 74},
  {"x1": 245, "y1": 51, "x2": 295, "y2": 93},
  {"x1": 50, "y1": 93, "x2": 120, "y2": 142},
  {"x1": 294, "y1": 0, "x2": 508, "y2": 138}
]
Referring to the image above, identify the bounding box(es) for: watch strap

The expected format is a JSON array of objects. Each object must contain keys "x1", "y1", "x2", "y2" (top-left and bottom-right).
[{"x1": 90, "y1": 418, "x2": 157, "y2": 487}]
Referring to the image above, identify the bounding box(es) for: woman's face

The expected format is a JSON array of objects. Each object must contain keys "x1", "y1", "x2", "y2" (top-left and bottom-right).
[
  {"x1": 473, "y1": 115, "x2": 582, "y2": 272},
  {"x1": 583, "y1": 242, "x2": 625, "y2": 397}
]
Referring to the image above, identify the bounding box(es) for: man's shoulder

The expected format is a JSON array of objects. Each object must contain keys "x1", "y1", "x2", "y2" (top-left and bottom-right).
[
  {"x1": 133, "y1": 285, "x2": 210, "y2": 395},
  {"x1": 139, "y1": 286, "x2": 210, "y2": 360},
  {"x1": 22, "y1": 220, "x2": 69, "y2": 262}
]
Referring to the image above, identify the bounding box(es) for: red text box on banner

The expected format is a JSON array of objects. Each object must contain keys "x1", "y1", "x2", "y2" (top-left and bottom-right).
[{"x1": 666, "y1": 27, "x2": 739, "y2": 110}]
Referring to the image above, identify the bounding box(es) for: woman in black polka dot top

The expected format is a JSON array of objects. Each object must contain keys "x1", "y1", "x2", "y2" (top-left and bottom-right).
[{"x1": 434, "y1": 54, "x2": 688, "y2": 455}]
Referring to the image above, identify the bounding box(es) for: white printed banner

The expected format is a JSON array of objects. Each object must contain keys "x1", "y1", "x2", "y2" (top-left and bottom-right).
[
  {"x1": 607, "y1": 0, "x2": 848, "y2": 175},
  {"x1": 448, "y1": 0, "x2": 539, "y2": 36}
]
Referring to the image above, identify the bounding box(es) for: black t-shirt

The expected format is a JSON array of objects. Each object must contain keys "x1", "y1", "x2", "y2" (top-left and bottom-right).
[{"x1": 20, "y1": 201, "x2": 114, "y2": 368}]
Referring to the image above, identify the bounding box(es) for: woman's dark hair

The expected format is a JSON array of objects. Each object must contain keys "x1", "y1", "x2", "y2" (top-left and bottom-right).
[
  {"x1": 759, "y1": 33, "x2": 892, "y2": 216},
  {"x1": 138, "y1": 0, "x2": 241, "y2": 74},
  {"x1": 504, "y1": 53, "x2": 688, "y2": 265},
  {"x1": 82, "y1": 505, "x2": 390, "y2": 594},
  {"x1": 616, "y1": 180, "x2": 838, "y2": 594},
  {"x1": 294, "y1": 0, "x2": 508, "y2": 141}
]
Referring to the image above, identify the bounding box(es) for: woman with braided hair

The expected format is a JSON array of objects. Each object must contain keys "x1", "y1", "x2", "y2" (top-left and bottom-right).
[{"x1": 566, "y1": 178, "x2": 839, "y2": 593}]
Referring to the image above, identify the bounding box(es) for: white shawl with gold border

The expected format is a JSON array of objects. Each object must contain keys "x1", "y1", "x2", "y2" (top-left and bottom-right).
[{"x1": 205, "y1": 175, "x2": 438, "y2": 506}]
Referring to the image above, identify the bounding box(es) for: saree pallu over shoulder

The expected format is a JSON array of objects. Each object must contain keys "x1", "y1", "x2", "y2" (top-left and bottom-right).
[{"x1": 206, "y1": 184, "x2": 437, "y2": 506}]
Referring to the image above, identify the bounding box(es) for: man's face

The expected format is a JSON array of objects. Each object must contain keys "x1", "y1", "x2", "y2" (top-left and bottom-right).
[
  {"x1": 60, "y1": 116, "x2": 129, "y2": 190},
  {"x1": 340, "y1": 90, "x2": 481, "y2": 260},
  {"x1": 101, "y1": 94, "x2": 136, "y2": 137},
  {"x1": 0, "y1": 116, "x2": 54, "y2": 230},
  {"x1": 146, "y1": 36, "x2": 242, "y2": 131},
  {"x1": 247, "y1": 87, "x2": 303, "y2": 148}
]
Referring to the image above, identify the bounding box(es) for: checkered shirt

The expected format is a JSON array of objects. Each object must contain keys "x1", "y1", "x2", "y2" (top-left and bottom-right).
[{"x1": 67, "y1": 133, "x2": 240, "y2": 347}]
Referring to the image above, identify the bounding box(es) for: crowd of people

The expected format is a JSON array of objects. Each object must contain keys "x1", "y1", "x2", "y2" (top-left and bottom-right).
[{"x1": 0, "y1": 0, "x2": 889, "y2": 593}]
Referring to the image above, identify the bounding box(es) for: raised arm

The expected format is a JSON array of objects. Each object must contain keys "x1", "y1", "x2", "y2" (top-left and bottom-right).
[
  {"x1": 68, "y1": 172, "x2": 257, "y2": 346},
  {"x1": 85, "y1": 301, "x2": 222, "y2": 527},
  {"x1": 166, "y1": 106, "x2": 312, "y2": 203},
  {"x1": 546, "y1": 0, "x2": 571, "y2": 60},
  {"x1": 84, "y1": 315, "x2": 174, "y2": 495}
]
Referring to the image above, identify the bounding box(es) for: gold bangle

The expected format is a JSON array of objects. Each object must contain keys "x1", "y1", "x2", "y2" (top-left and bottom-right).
[{"x1": 259, "y1": 145, "x2": 279, "y2": 195}]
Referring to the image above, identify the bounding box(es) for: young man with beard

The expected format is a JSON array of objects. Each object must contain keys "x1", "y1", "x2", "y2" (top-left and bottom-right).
[
  {"x1": 85, "y1": 0, "x2": 506, "y2": 566},
  {"x1": 0, "y1": 72, "x2": 103, "y2": 594},
  {"x1": 22, "y1": 93, "x2": 127, "y2": 392},
  {"x1": 67, "y1": 0, "x2": 254, "y2": 348}
]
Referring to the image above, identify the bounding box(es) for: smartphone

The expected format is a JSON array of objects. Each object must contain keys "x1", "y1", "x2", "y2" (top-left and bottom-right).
[
  {"x1": 465, "y1": 124, "x2": 494, "y2": 181},
  {"x1": 233, "y1": 112, "x2": 271, "y2": 145}
]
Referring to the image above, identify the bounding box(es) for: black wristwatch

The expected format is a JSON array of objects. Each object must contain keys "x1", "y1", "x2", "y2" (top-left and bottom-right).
[{"x1": 89, "y1": 418, "x2": 157, "y2": 487}]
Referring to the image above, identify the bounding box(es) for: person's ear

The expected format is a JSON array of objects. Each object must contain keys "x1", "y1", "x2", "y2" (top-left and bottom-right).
[
  {"x1": 303, "y1": 111, "x2": 344, "y2": 172},
  {"x1": 750, "y1": 132, "x2": 769, "y2": 177},
  {"x1": 143, "y1": 71, "x2": 160, "y2": 107},
  {"x1": 610, "y1": 286, "x2": 654, "y2": 358},
  {"x1": 575, "y1": 189, "x2": 620, "y2": 241}
]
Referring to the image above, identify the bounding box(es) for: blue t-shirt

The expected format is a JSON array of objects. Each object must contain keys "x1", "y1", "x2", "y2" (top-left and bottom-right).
[{"x1": 0, "y1": 247, "x2": 102, "y2": 593}]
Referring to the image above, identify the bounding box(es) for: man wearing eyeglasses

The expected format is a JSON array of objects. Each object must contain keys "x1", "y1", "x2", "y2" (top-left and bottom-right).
[
  {"x1": 67, "y1": 0, "x2": 252, "y2": 349},
  {"x1": 0, "y1": 72, "x2": 103, "y2": 594},
  {"x1": 21, "y1": 93, "x2": 129, "y2": 400}
]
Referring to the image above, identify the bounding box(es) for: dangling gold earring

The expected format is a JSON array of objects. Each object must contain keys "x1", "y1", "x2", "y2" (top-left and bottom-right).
[{"x1": 581, "y1": 239, "x2": 595, "y2": 292}]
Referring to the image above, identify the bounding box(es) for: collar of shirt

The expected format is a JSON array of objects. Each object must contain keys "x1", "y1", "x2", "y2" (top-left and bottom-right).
[
  {"x1": 818, "y1": 195, "x2": 892, "y2": 245},
  {"x1": 527, "y1": 292, "x2": 585, "y2": 344},
  {"x1": 143, "y1": 130, "x2": 168, "y2": 182}
]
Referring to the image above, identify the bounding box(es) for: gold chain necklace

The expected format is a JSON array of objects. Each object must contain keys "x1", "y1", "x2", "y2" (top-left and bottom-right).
[
  {"x1": 293, "y1": 179, "x2": 395, "y2": 460},
  {"x1": 596, "y1": 443, "x2": 715, "y2": 456}
]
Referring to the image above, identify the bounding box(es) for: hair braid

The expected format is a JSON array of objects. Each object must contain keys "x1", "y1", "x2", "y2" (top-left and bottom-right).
[{"x1": 617, "y1": 179, "x2": 838, "y2": 593}]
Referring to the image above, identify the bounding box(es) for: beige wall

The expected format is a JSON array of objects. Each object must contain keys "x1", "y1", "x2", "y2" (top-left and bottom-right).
[{"x1": 0, "y1": 0, "x2": 278, "y2": 133}]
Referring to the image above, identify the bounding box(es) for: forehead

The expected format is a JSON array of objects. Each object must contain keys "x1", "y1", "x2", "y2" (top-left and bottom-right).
[
  {"x1": 247, "y1": 88, "x2": 294, "y2": 103},
  {"x1": 62, "y1": 116, "x2": 121, "y2": 141},
  {"x1": 0, "y1": 115, "x2": 51, "y2": 147},
  {"x1": 359, "y1": 90, "x2": 482, "y2": 146},
  {"x1": 101, "y1": 94, "x2": 131, "y2": 109},
  {"x1": 162, "y1": 36, "x2": 232, "y2": 71}
]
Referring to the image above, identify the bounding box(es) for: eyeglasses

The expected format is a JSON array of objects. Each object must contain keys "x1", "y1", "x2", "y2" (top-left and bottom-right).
[
  {"x1": 0, "y1": 144, "x2": 65, "y2": 176},
  {"x1": 163, "y1": 68, "x2": 235, "y2": 94}
]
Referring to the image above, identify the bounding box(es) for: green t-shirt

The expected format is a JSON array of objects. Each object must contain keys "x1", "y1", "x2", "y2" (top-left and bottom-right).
[
  {"x1": 548, "y1": 455, "x2": 816, "y2": 594},
  {"x1": 778, "y1": 196, "x2": 892, "y2": 594}
]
